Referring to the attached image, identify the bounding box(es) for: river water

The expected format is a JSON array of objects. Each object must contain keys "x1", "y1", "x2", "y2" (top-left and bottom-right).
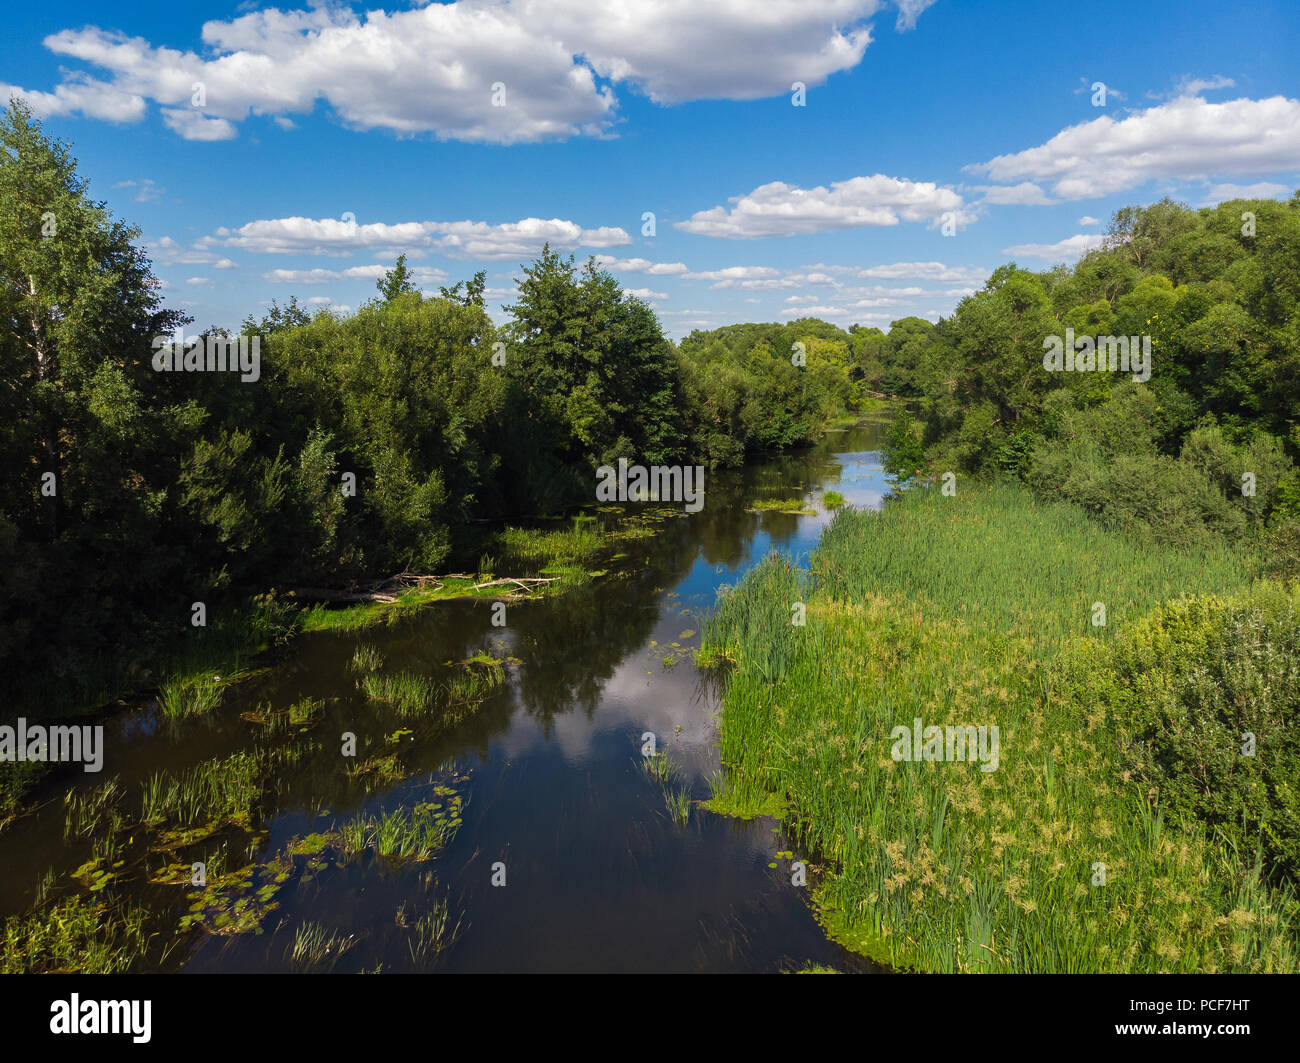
[{"x1": 1, "y1": 417, "x2": 891, "y2": 972}]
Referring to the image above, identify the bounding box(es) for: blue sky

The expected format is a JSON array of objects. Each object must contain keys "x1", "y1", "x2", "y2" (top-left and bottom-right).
[{"x1": 3, "y1": 0, "x2": 1298, "y2": 337}]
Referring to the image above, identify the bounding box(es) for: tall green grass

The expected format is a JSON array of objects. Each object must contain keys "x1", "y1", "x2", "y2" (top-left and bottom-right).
[
  {"x1": 141, "y1": 750, "x2": 270, "y2": 829},
  {"x1": 702, "y1": 482, "x2": 1298, "y2": 972}
]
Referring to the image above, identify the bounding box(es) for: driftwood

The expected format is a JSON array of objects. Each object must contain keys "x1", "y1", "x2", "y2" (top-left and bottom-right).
[{"x1": 291, "y1": 570, "x2": 557, "y2": 605}]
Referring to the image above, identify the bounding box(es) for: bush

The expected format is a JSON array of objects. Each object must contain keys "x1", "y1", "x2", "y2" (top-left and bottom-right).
[{"x1": 1093, "y1": 587, "x2": 1300, "y2": 880}]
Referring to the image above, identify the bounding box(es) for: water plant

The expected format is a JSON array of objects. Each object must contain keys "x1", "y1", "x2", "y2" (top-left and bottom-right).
[
  {"x1": 701, "y1": 483, "x2": 1297, "y2": 973},
  {"x1": 286, "y1": 921, "x2": 359, "y2": 972},
  {"x1": 63, "y1": 777, "x2": 125, "y2": 840},
  {"x1": 1, "y1": 895, "x2": 152, "y2": 973},
  {"x1": 406, "y1": 897, "x2": 463, "y2": 970},
  {"x1": 663, "y1": 787, "x2": 692, "y2": 826},
  {"x1": 349, "y1": 643, "x2": 384, "y2": 673}
]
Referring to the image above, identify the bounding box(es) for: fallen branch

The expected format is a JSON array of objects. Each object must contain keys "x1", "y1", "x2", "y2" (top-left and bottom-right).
[
  {"x1": 471, "y1": 577, "x2": 559, "y2": 591},
  {"x1": 290, "y1": 572, "x2": 557, "y2": 604}
]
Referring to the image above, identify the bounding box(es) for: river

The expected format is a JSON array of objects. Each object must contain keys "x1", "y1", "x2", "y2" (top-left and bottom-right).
[{"x1": 1, "y1": 416, "x2": 892, "y2": 972}]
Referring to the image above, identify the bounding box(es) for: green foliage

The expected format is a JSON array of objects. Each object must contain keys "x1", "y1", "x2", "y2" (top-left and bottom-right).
[
  {"x1": 1075, "y1": 587, "x2": 1300, "y2": 878},
  {"x1": 891, "y1": 193, "x2": 1299, "y2": 556},
  {"x1": 676, "y1": 318, "x2": 855, "y2": 467},
  {"x1": 701, "y1": 485, "x2": 1296, "y2": 973}
]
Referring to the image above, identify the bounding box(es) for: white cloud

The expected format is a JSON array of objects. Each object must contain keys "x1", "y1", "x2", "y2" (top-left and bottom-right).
[
  {"x1": 113, "y1": 178, "x2": 165, "y2": 202},
  {"x1": 595, "y1": 256, "x2": 689, "y2": 275},
  {"x1": 264, "y1": 264, "x2": 448, "y2": 285},
  {"x1": 161, "y1": 107, "x2": 237, "y2": 141},
  {"x1": 678, "y1": 174, "x2": 967, "y2": 238},
  {"x1": 13, "y1": 1, "x2": 941, "y2": 143},
  {"x1": 1078, "y1": 215, "x2": 1101, "y2": 226},
  {"x1": 1001, "y1": 233, "x2": 1104, "y2": 261},
  {"x1": 893, "y1": 0, "x2": 939, "y2": 31},
  {"x1": 857, "y1": 261, "x2": 987, "y2": 283},
  {"x1": 206, "y1": 215, "x2": 630, "y2": 260},
  {"x1": 681, "y1": 265, "x2": 844, "y2": 290},
  {"x1": 144, "y1": 235, "x2": 236, "y2": 269},
  {"x1": 1204, "y1": 181, "x2": 1292, "y2": 203},
  {"x1": 623, "y1": 287, "x2": 667, "y2": 300},
  {"x1": 37, "y1": 9, "x2": 616, "y2": 144},
  {"x1": 978, "y1": 181, "x2": 1054, "y2": 206},
  {"x1": 682, "y1": 266, "x2": 781, "y2": 283},
  {"x1": 1169, "y1": 74, "x2": 1236, "y2": 99},
  {"x1": 0, "y1": 76, "x2": 144, "y2": 122},
  {"x1": 528, "y1": 0, "x2": 892, "y2": 105},
  {"x1": 972, "y1": 95, "x2": 1300, "y2": 200}
]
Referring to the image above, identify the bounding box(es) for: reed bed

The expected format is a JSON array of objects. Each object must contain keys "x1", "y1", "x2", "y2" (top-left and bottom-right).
[{"x1": 701, "y1": 482, "x2": 1298, "y2": 972}]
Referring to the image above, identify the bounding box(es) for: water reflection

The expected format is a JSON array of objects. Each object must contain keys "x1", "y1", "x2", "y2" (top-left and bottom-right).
[{"x1": 4, "y1": 419, "x2": 891, "y2": 972}]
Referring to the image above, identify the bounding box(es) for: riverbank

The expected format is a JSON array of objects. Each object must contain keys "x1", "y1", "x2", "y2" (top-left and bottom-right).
[
  {"x1": 0, "y1": 514, "x2": 657, "y2": 826},
  {"x1": 701, "y1": 480, "x2": 1300, "y2": 972},
  {"x1": 2, "y1": 420, "x2": 891, "y2": 973}
]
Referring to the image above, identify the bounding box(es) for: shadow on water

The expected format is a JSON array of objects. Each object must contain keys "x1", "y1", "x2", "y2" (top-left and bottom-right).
[{"x1": 1, "y1": 417, "x2": 892, "y2": 972}]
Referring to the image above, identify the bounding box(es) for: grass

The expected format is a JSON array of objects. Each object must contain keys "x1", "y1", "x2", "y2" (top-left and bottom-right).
[
  {"x1": 157, "y1": 673, "x2": 226, "y2": 719},
  {"x1": 640, "y1": 751, "x2": 681, "y2": 785},
  {"x1": 497, "y1": 521, "x2": 603, "y2": 566},
  {"x1": 360, "y1": 657, "x2": 503, "y2": 724},
  {"x1": 748, "y1": 497, "x2": 817, "y2": 515},
  {"x1": 286, "y1": 921, "x2": 358, "y2": 972},
  {"x1": 663, "y1": 786, "x2": 693, "y2": 826},
  {"x1": 822, "y1": 491, "x2": 846, "y2": 510},
  {"x1": 336, "y1": 798, "x2": 464, "y2": 862},
  {"x1": 288, "y1": 697, "x2": 324, "y2": 726},
  {"x1": 360, "y1": 671, "x2": 440, "y2": 717},
  {"x1": 700, "y1": 481, "x2": 1300, "y2": 972},
  {"x1": 63, "y1": 777, "x2": 125, "y2": 840},
  {"x1": 141, "y1": 749, "x2": 270, "y2": 830},
  {"x1": 349, "y1": 643, "x2": 383, "y2": 673},
  {"x1": 1, "y1": 894, "x2": 153, "y2": 973},
  {"x1": 406, "y1": 898, "x2": 464, "y2": 970}
]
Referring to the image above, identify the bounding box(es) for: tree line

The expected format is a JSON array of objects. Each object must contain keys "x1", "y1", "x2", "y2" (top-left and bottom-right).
[
  {"x1": 876, "y1": 194, "x2": 1300, "y2": 569},
  {"x1": 0, "y1": 101, "x2": 858, "y2": 711}
]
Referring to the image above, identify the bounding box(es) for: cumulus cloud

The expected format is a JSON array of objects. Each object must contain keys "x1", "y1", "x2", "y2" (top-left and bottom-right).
[
  {"x1": 265, "y1": 263, "x2": 448, "y2": 285},
  {"x1": 205, "y1": 215, "x2": 630, "y2": 259},
  {"x1": 160, "y1": 107, "x2": 237, "y2": 141},
  {"x1": 622, "y1": 288, "x2": 667, "y2": 300},
  {"x1": 1078, "y1": 215, "x2": 1101, "y2": 226},
  {"x1": 144, "y1": 235, "x2": 236, "y2": 270},
  {"x1": 680, "y1": 265, "x2": 843, "y2": 290},
  {"x1": 977, "y1": 181, "x2": 1054, "y2": 206},
  {"x1": 856, "y1": 261, "x2": 987, "y2": 283},
  {"x1": 595, "y1": 256, "x2": 689, "y2": 275},
  {"x1": 0, "y1": 76, "x2": 144, "y2": 122},
  {"x1": 6, "y1": 1, "x2": 940, "y2": 142},
  {"x1": 1204, "y1": 181, "x2": 1292, "y2": 203},
  {"x1": 1001, "y1": 233, "x2": 1104, "y2": 261},
  {"x1": 527, "y1": 0, "x2": 888, "y2": 104},
  {"x1": 971, "y1": 95, "x2": 1300, "y2": 200},
  {"x1": 677, "y1": 174, "x2": 968, "y2": 238}
]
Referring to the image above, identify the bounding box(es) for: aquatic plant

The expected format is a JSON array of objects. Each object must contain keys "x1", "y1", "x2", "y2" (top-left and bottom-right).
[
  {"x1": 349, "y1": 643, "x2": 384, "y2": 673},
  {"x1": 702, "y1": 483, "x2": 1299, "y2": 973},
  {"x1": 287, "y1": 921, "x2": 359, "y2": 972}
]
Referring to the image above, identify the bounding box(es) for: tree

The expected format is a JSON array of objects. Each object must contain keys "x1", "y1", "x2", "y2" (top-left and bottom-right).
[
  {"x1": 0, "y1": 97, "x2": 187, "y2": 700},
  {"x1": 439, "y1": 270, "x2": 486, "y2": 307},
  {"x1": 377, "y1": 253, "x2": 417, "y2": 301}
]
